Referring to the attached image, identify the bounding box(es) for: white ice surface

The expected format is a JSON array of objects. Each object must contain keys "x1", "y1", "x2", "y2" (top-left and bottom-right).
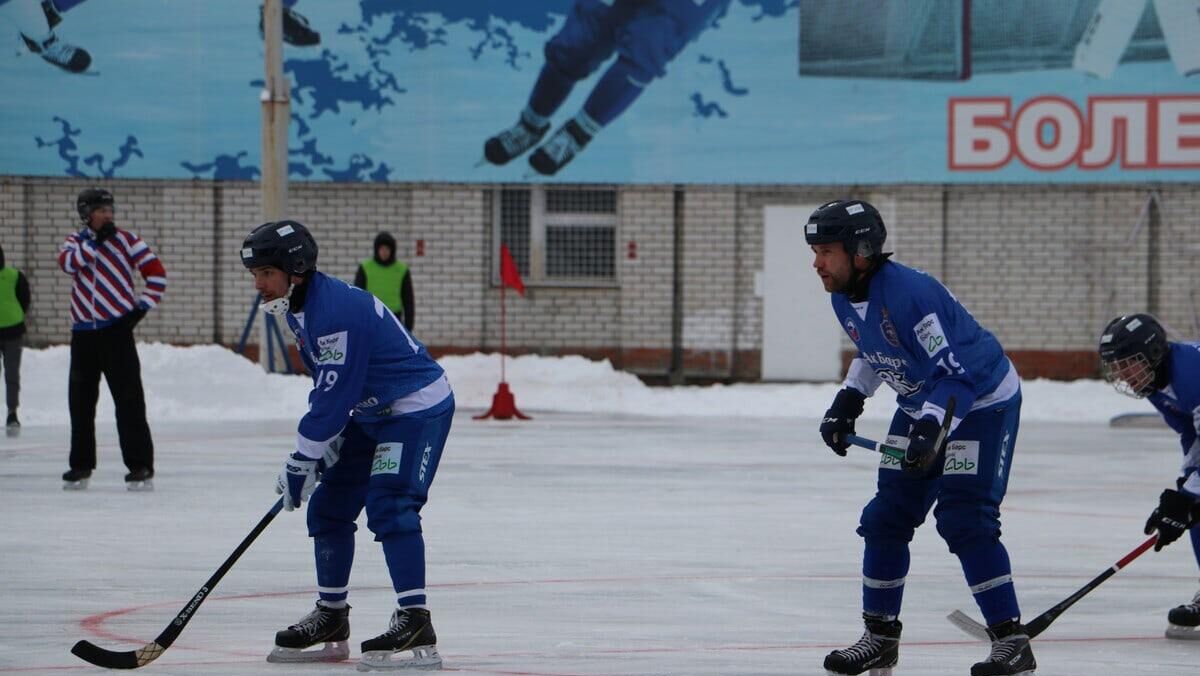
[{"x1": 1, "y1": 347, "x2": 1197, "y2": 675}]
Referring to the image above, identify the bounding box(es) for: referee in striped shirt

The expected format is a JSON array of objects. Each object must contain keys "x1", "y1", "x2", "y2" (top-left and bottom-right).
[{"x1": 57, "y1": 188, "x2": 166, "y2": 491}]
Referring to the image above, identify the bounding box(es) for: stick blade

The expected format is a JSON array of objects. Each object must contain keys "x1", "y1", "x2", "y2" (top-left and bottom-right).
[
  {"x1": 71, "y1": 639, "x2": 164, "y2": 669},
  {"x1": 946, "y1": 609, "x2": 990, "y2": 641}
]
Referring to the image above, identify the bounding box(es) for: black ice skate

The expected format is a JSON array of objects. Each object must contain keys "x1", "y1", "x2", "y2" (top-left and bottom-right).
[
  {"x1": 824, "y1": 613, "x2": 901, "y2": 675},
  {"x1": 124, "y1": 467, "x2": 154, "y2": 492},
  {"x1": 266, "y1": 602, "x2": 351, "y2": 663},
  {"x1": 259, "y1": 5, "x2": 321, "y2": 46},
  {"x1": 358, "y1": 607, "x2": 442, "y2": 671},
  {"x1": 6, "y1": 412, "x2": 19, "y2": 437},
  {"x1": 1166, "y1": 587, "x2": 1200, "y2": 640},
  {"x1": 20, "y1": 32, "x2": 91, "y2": 74},
  {"x1": 62, "y1": 468, "x2": 91, "y2": 491},
  {"x1": 483, "y1": 110, "x2": 549, "y2": 166},
  {"x1": 971, "y1": 619, "x2": 1036, "y2": 676},
  {"x1": 528, "y1": 119, "x2": 592, "y2": 176}
]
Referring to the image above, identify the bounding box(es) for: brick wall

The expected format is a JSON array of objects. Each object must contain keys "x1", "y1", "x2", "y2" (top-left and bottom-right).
[{"x1": 5, "y1": 176, "x2": 1196, "y2": 381}]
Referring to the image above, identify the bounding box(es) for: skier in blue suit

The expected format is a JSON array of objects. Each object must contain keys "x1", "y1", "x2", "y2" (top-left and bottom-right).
[
  {"x1": 241, "y1": 220, "x2": 452, "y2": 671},
  {"x1": 806, "y1": 200, "x2": 1035, "y2": 676}
]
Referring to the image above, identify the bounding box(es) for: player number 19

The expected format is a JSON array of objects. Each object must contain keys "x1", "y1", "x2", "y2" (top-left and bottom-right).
[{"x1": 937, "y1": 351, "x2": 966, "y2": 376}]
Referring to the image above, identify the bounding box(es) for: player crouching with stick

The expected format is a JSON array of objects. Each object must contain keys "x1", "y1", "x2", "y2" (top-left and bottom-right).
[
  {"x1": 1099, "y1": 313, "x2": 1200, "y2": 639},
  {"x1": 241, "y1": 220, "x2": 454, "y2": 670}
]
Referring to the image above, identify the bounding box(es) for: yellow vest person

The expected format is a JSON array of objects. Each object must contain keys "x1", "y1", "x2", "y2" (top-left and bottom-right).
[
  {"x1": 0, "y1": 244, "x2": 31, "y2": 434},
  {"x1": 354, "y1": 232, "x2": 414, "y2": 331}
]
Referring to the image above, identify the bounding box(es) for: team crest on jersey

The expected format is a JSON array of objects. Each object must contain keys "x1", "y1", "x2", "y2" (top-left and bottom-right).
[
  {"x1": 880, "y1": 307, "x2": 900, "y2": 347},
  {"x1": 844, "y1": 317, "x2": 860, "y2": 342}
]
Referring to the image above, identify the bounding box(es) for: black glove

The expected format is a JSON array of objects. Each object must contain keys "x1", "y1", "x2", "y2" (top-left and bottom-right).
[
  {"x1": 902, "y1": 416, "x2": 944, "y2": 474},
  {"x1": 96, "y1": 221, "x2": 117, "y2": 244},
  {"x1": 820, "y1": 388, "x2": 866, "y2": 456},
  {"x1": 120, "y1": 306, "x2": 148, "y2": 331},
  {"x1": 1145, "y1": 489, "x2": 1197, "y2": 551}
]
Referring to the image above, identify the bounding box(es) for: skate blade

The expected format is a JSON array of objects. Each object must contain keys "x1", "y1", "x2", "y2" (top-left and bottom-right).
[
  {"x1": 63, "y1": 479, "x2": 89, "y2": 491},
  {"x1": 357, "y1": 644, "x2": 441, "y2": 671},
  {"x1": 1166, "y1": 623, "x2": 1200, "y2": 640},
  {"x1": 826, "y1": 669, "x2": 892, "y2": 676},
  {"x1": 126, "y1": 479, "x2": 154, "y2": 492},
  {"x1": 266, "y1": 640, "x2": 350, "y2": 663},
  {"x1": 6, "y1": 426, "x2": 19, "y2": 438}
]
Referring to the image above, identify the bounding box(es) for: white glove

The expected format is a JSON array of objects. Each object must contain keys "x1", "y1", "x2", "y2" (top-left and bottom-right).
[{"x1": 276, "y1": 453, "x2": 319, "y2": 511}]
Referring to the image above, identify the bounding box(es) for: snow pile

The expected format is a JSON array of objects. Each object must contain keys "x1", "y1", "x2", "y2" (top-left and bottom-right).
[{"x1": 13, "y1": 344, "x2": 1143, "y2": 425}]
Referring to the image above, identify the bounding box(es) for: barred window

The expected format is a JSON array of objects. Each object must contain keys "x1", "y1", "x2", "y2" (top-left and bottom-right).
[{"x1": 493, "y1": 186, "x2": 618, "y2": 287}]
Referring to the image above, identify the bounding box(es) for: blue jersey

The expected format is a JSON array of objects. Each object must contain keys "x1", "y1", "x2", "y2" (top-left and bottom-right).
[
  {"x1": 283, "y1": 271, "x2": 448, "y2": 460},
  {"x1": 835, "y1": 261, "x2": 1017, "y2": 428},
  {"x1": 1147, "y1": 341, "x2": 1200, "y2": 498}
]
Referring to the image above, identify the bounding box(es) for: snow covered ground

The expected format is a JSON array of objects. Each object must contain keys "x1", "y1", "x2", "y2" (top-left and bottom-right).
[{"x1": 1, "y1": 345, "x2": 1196, "y2": 675}]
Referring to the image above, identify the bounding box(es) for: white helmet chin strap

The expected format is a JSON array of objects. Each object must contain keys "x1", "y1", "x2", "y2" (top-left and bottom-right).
[{"x1": 260, "y1": 284, "x2": 295, "y2": 316}]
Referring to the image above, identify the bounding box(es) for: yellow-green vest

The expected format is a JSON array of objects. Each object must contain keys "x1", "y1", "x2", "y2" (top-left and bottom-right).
[
  {"x1": 0, "y1": 268, "x2": 23, "y2": 329},
  {"x1": 360, "y1": 258, "x2": 407, "y2": 313}
]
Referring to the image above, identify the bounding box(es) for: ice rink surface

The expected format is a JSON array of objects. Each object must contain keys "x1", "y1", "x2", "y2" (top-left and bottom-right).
[{"x1": 2, "y1": 411, "x2": 1198, "y2": 675}]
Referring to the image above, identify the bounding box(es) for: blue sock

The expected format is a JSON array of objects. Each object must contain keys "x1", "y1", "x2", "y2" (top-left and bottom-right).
[
  {"x1": 382, "y1": 532, "x2": 427, "y2": 608},
  {"x1": 958, "y1": 540, "x2": 1021, "y2": 626},
  {"x1": 863, "y1": 540, "x2": 910, "y2": 619},
  {"x1": 314, "y1": 532, "x2": 355, "y2": 605},
  {"x1": 581, "y1": 57, "x2": 646, "y2": 127},
  {"x1": 528, "y1": 63, "x2": 576, "y2": 119}
]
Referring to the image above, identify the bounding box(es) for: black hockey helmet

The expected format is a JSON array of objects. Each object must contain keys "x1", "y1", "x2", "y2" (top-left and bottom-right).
[
  {"x1": 76, "y1": 188, "x2": 114, "y2": 222},
  {"x1": 804, "y1": 199, "x2": 887, "y2": 259},
  {"x1": 1098, "y1": 313, "x2": 1169, "y2": 398},
  {"x1": 240, "y1": 220, "x2": 318, "y2": 276}
]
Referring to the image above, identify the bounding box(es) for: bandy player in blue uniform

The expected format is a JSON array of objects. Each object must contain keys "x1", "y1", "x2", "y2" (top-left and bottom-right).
[
  {"x1": 241, "y1": 220, "x2": 453, "y2": 671},
  {"x1": 482, "y1": 0, "x2": 730, "y2": 176},
  {"x1": 806, "y1": 200, "x2": 1035, "y2": 676},
  {"x1": 1099, "y1": 314, "x2": 1200, "y2": 639}
]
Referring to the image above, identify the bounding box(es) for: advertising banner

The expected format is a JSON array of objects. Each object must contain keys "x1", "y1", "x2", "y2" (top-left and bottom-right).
[{"x1": 1, "y1": 0, "x2": 1196, "y2": 183}]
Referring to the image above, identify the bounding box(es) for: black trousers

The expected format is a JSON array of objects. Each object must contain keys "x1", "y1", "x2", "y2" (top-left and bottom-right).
[
  {"x1": 68, "y1": 324, "x2": 154, "y2": 472},
  {"x1": 0, "y1": 336, "x2": 20, "y2": 413}
]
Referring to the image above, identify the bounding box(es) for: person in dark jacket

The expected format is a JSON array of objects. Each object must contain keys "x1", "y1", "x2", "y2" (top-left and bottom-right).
[
  {"x1": 0, "y1": 244, "x2": 31, "y2": 435},
  {"x1": 353, "y1": 232, "x2": 414, "y2": 331}
]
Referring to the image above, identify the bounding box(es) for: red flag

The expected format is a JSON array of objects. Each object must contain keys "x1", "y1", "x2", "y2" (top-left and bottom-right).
[{"x1": 499, "y1": 244, "x2": 525, "y2": 296}]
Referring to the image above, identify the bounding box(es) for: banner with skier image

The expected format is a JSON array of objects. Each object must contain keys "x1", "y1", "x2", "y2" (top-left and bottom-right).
[{"x1": 0, "y1": 0, "x2": 1196, "y2": 183}]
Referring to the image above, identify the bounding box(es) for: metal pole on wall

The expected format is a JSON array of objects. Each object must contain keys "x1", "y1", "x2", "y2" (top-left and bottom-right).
[{"x1": 260, "y1": 0, "x2": 290, "y2": 372}]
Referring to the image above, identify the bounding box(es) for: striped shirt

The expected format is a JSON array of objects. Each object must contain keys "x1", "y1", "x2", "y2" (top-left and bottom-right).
[{"x1": 58, "y1": 228, "x2": 167, "y2": 331}]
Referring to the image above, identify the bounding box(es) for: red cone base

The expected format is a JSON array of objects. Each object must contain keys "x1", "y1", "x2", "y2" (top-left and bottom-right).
[{"x1": 473, "y1": 382, "x2": 531, "y2": 420}]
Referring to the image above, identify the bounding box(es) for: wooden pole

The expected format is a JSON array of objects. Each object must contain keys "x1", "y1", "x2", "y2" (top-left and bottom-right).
[{"x1": 259, "y1": 0, "x2": 289, "y2": 372}]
